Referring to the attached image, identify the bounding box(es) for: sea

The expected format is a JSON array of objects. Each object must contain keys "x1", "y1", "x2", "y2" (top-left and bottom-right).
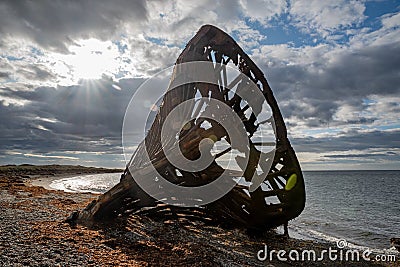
[
  {"x1": 291, "y1": 170, "x2": 399, "y2": 252},
  {"x1": 48, "y1": 170, "x2": 399, "y2": 251}
]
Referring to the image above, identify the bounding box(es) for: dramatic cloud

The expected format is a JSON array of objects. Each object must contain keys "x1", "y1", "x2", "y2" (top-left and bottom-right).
[
  {"x1": 0, "y1": 78, "x2": 144, "y2": 167},
  {"x1": 0, "y1": 0, "x2": 399, "y2": 169},
  {"x1": 239, "y1": 0, "x2": 288, "y2": 24},
  {"x1": 289, "y1": 0, "x2": 366, "y2": 37},
  {"x1": 0, "y1": 0, "x2": 148, "y2": 52},
  {"x1": 252, "y1": 33, "x2": 400, "y2": 129},
  {"x1": 293, "y1": 129, "x2": 400, "y2": 170}
]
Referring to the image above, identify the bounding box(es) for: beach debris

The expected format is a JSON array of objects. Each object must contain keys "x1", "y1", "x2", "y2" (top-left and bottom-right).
[
  {"x1": 391, "y1": 238, "x2": 400, "y2": 251},
  {"x1": 64, "y1": 210, "x2": 79, "y2": 228},
  {"x1": 75, "y1": 25, "x2": 306, "y2": 233}
]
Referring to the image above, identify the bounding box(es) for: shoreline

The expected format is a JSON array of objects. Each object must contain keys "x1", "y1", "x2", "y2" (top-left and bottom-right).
[
  {"x1": 29, "y1": 172, "x2": 398, "y2": 254},
  {"x1": 28, "y1": 173, "x2": 90, "y2": 191},
  {"x1": 28, "y1": 173, "x2": 122, "y2": 193},
  {"x1": 0, "y1": 166, "x2": 398, "y2": 266}
]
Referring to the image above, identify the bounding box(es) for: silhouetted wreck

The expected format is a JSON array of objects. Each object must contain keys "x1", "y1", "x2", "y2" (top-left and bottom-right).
[{"x1": 73, "y1": 25, "x2": 305, "y2": 233}]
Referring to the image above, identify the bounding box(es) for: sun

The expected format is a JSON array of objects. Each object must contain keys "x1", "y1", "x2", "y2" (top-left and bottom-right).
[
  {"x1": 68, "y1": 39, "x2": 120, "y2": 80},
  {"x1": 53, "y1": 39, "x2": 121, "y2": 83}
]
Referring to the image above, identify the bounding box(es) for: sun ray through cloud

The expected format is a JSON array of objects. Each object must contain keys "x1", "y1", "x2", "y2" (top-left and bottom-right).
[{"x1": 0, "y1": 0, "x2": 398, "y2": 169}]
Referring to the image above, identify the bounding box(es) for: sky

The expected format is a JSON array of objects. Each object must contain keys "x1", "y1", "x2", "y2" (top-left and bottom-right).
[{"x1": 0, "y1": 0, "x2": 399, "y2": 170}]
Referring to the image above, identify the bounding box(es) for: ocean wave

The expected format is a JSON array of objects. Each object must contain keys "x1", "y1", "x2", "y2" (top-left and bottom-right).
[{"x1": 48, "y1": 173, "x2": 120, "y2": 194}]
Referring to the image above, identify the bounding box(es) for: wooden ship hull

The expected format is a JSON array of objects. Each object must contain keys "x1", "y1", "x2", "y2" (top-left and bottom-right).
[{"x1": 75, "y1": 25, "x2": 306, "y2": 232}]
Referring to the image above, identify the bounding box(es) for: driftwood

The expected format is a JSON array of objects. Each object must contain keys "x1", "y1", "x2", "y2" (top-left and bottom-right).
[{"x1": 75, "y1": 25, "x2": 305, "y2": 232}]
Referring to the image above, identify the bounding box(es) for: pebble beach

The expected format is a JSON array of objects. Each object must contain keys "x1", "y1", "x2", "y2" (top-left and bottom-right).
[{"x1": 0, "y1": 165, "x2": 398, "y2": 266}]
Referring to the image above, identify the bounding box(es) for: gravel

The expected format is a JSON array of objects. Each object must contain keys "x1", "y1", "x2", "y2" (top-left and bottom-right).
[{"x1": 1, "y1": 173, "x2": 397, "y2": 266}]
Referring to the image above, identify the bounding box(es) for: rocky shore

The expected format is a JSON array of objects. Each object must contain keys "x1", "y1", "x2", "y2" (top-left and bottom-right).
[{"x1": 0, "y1": 165, "x2": 398, "y2": 266}]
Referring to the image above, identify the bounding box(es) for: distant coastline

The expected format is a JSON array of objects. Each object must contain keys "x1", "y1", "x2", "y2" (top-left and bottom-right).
[
  {"x1": 0, "y1": 164, "x2": 123, "y2": 177},
  {"x1": 2, "y1": 164, "x2": 398, "y2": 176}
]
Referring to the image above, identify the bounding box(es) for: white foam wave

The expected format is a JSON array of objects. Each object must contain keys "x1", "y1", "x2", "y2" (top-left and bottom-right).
[{"x1": 48, "y1": 173, "x2": 121, "y2": 194}]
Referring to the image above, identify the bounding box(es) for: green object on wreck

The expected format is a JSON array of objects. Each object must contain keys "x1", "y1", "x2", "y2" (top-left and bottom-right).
[{"x1": 285, "y1": 174, "x2": 297, "y2": 191}]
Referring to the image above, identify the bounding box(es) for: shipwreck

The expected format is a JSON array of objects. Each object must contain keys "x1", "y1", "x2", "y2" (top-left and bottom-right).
[{"x1": 73, "y1": 25, "x2": 305, "y2": 234}]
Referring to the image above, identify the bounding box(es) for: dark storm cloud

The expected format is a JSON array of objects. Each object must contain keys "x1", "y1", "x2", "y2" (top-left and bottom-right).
[
  {"x1": 19, "y1": 64, "x2": 56, "y2": 81},
  {"x1": 310, "y1": 43, "x2": 400, "y2": 96},
  {"x1": 0, "y1": 72, "x2": 10, "y2": 79},
  {"x1": 263, "y1": 42, "x2": 400, "y2": 126},
  {"x1": 292, "y1": 129, "x2": 400, "y2": 153},
  {"x1": 0, "y1": 0, "x2": 148, "y2": 52},
  {"x1": 0, "y1": 77, "x2": 145, "y2": 155},
  {"x1": 0, "y1": 0, "x2": 398, "y2": 169},
  {"x1": 325, "y1": 152, "x2": 398, "y2": 158}
]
